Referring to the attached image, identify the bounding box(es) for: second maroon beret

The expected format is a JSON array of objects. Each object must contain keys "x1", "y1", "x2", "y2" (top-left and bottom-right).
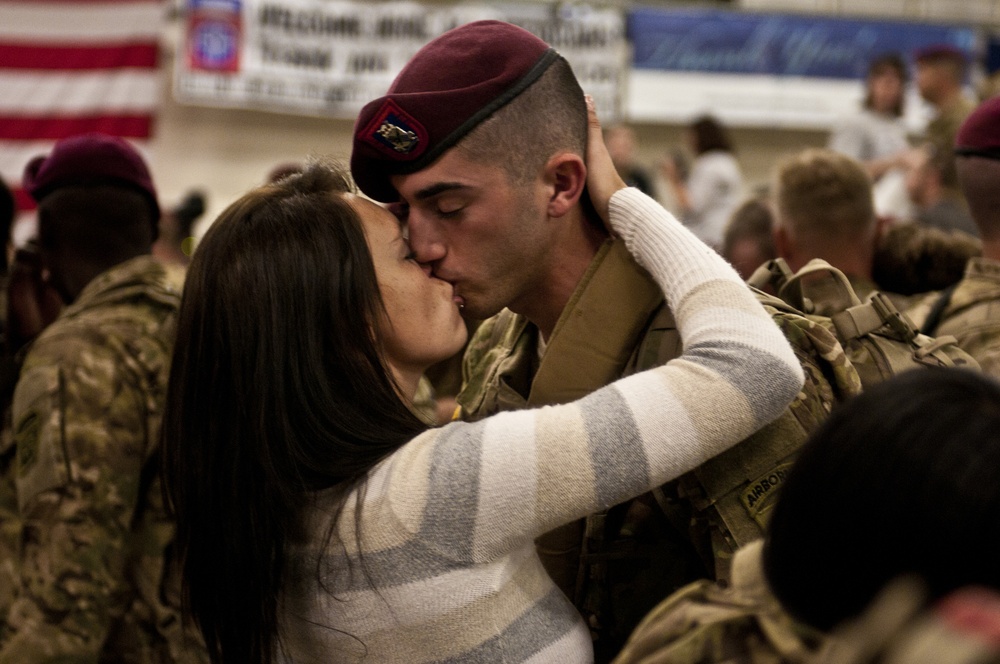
[
  {"x1": 955, "y1": 96, "x2": 1000, "y2": 160},
  {"x1": 23, "y1": 133, "x2": 160, "y2": 219}
]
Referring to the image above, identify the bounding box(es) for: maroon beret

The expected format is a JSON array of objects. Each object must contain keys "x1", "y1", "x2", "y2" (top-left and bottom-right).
[
  {"x1": 23, "y1": 133, "x2": 160, "y2": 219},
  {"x1": 914, "y1": 44, "x2": 967, "y2": 65},
  {"x1": 351, "y1": 20, "x2": 560, "y2": 202},
  {"x1": 955, "y1": 96, "x2": 1000, "y2": 160}
]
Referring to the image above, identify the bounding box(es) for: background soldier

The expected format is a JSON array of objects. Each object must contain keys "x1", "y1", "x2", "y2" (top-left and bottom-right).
[
  {"x1": 907, "y1": 96, "x2": 1000, "y2": 378},
  {"x1": 914, "y1": 45, "x2": 975, "y2": 193},
  {"x1": 770, "y1": 148, "x2": 914, "y2": 310},
  {"x1": 0, "y1": 134, "x2": 207, "y2": 662}
]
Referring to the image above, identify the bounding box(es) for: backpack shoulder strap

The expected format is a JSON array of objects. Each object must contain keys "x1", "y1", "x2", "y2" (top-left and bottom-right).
[
  {"x1": 831, "y1": 292, "x2": 916, "y2": 343},
  {"x1": 919, "y1": 283, "x2": 959, "y2": 337},
  {"x1": 747, "y1": 258, "x2": 793, "y2": 295},
  {"x1": 748, "y1": 258, "x2": 864, "y2": 315},
  {"x1": 777, "y1": 259, "x2": 862, "y2": 314}
]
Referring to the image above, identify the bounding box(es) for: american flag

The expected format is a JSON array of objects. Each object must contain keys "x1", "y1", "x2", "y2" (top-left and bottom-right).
[{"x1": 0, "y1": 0, "x2": 164, "y2": 216}]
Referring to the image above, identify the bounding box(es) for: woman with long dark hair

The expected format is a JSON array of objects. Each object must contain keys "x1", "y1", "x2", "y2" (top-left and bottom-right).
[{"x1": 161, "y1": 104, "x2": 803, "y2": 663}]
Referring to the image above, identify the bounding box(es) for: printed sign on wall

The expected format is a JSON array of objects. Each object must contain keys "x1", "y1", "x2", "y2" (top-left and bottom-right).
[{"x1": 175, "y1": 1, "x2": 627, "y2": 121}]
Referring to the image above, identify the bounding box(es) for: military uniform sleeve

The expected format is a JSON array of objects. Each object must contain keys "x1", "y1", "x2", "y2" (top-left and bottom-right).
[
  {"x1": 456, "y1": 315, "x2": 503, "y2": 418},
  {"x1": 0, "y1": 424, "x2": 18, "y2": 631},
  {"x1": 0, "y1": 334, "x2": 150, "y2": 662}
]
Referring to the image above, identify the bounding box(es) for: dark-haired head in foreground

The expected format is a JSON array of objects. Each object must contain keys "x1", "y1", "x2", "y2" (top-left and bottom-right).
[{"x1": 764, "y1": 368, "x2": 1000, "y2": 631}]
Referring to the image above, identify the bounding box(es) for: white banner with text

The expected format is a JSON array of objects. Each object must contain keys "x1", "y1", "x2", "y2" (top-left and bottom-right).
[{"x1": 175, "y1": 0, "x2": 627, "y2": 121}]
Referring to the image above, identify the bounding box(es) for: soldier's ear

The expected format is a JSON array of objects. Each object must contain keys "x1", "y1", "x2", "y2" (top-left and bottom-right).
[{"x1": 543, "y1": 152, "x2": 586, "y2": 218}]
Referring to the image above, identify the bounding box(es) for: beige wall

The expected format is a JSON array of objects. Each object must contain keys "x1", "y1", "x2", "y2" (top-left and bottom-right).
[
  {"x1": 150, "y1": 87, "x2": 358, "y2": 235},
  {"x1": 150, "y1": 75, "x2": 830, "y2": 235}
]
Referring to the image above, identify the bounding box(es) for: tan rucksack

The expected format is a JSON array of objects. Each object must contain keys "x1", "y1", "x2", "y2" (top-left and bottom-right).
[
  {"x1": 747, "y1": 258, "x2": 979, "y2": 387},
  {"x1": 660, "y1": 259, "x2": 978, "y2": 586}
]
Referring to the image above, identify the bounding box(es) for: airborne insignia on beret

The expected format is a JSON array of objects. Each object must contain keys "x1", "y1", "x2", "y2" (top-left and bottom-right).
[
  {"x1": 359, "y1": 98, "x2": 428, "y2": 161},
  {"x1": 376, "y1": 119, "x2": 419, "y2": 153}
]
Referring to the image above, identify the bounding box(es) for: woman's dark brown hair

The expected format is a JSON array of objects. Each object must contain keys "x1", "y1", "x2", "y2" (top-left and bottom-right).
[
  {"x1": 864, "y1": 52, "x2": 907, "y2": 117},
  {"x1": 161, "y1": 163, "x2": 427, "y2": 664},
  {"x1": 690, "y1": 115, "x2": 734, "y2": 155}
]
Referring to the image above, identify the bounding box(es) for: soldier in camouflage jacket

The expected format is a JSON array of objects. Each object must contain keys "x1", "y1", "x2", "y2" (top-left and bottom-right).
[
  {"x1": 0, "y1": 135, "x2": 207, "y2": 663},
  {"x1": 905, "y1": 96, "x2": 1000, "y2": 377},
  {"x1": 907, "y1": 258, "x2": 1000, "y2": 378}
]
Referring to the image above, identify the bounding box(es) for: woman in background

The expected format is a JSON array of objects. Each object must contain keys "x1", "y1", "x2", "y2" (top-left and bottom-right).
[
  {"x1": 829, "y1": 53, "x2": 912, "y2": 179},
  {"x1": 662, "y1": 115, "x2": 743, "y2": 250},
  {"x1": 828, "y1": 52, "x2": 916, "y2": 219}
]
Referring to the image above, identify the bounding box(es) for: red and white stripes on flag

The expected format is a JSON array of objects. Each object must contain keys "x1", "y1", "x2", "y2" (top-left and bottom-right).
[{"x1": 0, "y1": 0, "x2": 164, "y2": 213}]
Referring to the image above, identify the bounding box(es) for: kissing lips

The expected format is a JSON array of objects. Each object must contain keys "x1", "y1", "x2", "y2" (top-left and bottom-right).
[{"x1": 438, "y1": 275, "x2": 464, "y2": 310}]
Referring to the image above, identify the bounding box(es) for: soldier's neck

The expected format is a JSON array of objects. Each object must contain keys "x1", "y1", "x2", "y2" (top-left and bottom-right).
[{"x1": 510, "y1": 208, "x2": 608, "y2": 341}]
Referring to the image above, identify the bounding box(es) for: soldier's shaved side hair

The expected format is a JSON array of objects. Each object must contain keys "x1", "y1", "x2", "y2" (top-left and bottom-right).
[{"x1": 456, "y1": 57, "x2": 587, "y2": 186}]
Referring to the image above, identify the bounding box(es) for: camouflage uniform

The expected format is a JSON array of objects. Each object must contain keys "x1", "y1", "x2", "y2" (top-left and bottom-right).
[
  {"x1": 614, "y1": 548, "x2": 1000, "y2": 664},
  {"x1": 926, "y1": 96, "x2": 976, "y2": 157},
  {"x1": 813, "y1": 581, "x2": 1000, "y2": 664},
  {"x1": 0, "y1": 256, "x2": 208, "y2": 663},
  {"x1": 906, "y1": 257, "x2": 1000, "y2": 378},
  {"x1": 612, "y1": 541, "x2": 824, "y2": 664},
  {"x1": 458, "y1": 239, "x2": 859, "y2": 660},
  {"x1": 805, "y1": 275, "x2": 917, "y2": 320},
  {"x1": 0, "y1": 428, "x2": 15, "y2": 628}
]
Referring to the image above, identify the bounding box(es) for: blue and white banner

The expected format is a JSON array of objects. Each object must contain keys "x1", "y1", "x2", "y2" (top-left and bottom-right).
[
  {"x1": 629, "y1": 9, "x2": 976, "y2": 78},
  {"x1": 625, "y1": 9, "x2": 979, "y2": 129}
]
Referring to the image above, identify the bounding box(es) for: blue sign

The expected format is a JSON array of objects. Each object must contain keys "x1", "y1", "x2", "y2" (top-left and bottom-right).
[
  {"x1": 628, "y1": 9, "x2": 978, "y2": 79},
  {"x1": 986, "y1": 34, "x2": 1000, "y2": 73}
]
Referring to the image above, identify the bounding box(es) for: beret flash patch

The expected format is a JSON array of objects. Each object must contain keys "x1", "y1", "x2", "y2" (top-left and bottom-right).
[{"x1": 361, "y1": 99, "x2": 428, "y2": 159}]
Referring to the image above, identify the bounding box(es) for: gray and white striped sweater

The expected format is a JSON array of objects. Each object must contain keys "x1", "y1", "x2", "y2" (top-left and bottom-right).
[{"x1": 279, "y1": 188, "x2": 804, "y2": 663}]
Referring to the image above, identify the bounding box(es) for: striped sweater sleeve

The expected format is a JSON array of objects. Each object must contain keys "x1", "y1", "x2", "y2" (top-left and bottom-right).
[{"x1": 372, "y1": 187, "x2": 804, "y2": 563}]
